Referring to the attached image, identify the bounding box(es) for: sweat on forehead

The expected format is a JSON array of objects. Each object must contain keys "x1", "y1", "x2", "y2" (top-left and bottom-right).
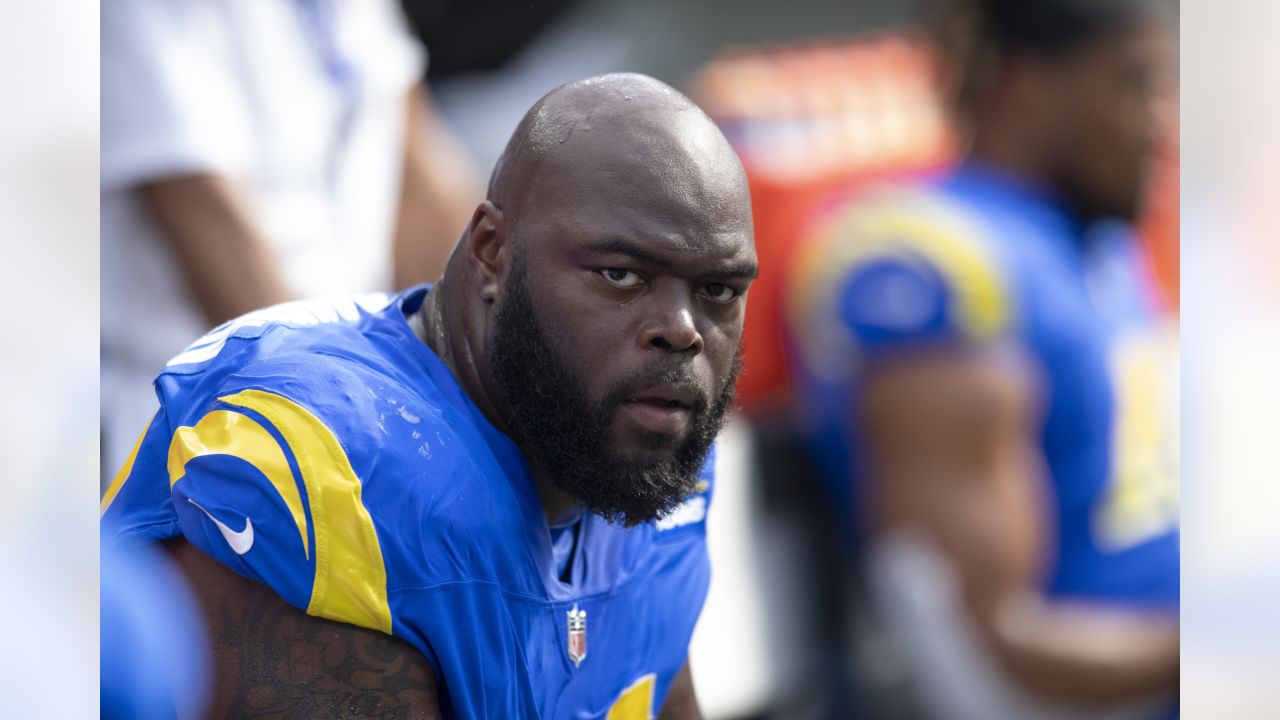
[
  {"x1": 486, "y1": 73, "x2": 741, "y2": 219},
  {"x1": 523, "y1": 74, "x2": 694, "y2": 152}
]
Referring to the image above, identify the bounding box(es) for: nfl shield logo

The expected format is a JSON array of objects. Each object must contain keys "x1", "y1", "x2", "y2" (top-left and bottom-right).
[{"x1": 567, "y1": 604, "x2": 587, "y2": 667}]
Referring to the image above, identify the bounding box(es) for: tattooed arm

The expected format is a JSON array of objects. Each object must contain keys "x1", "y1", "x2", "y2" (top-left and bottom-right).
[{"x1": 164, "y1": 538, "x2": 442, "y2": 719}]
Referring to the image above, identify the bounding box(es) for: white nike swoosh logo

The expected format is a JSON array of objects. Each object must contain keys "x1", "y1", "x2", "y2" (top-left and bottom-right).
[{"x1": 187, "y1": 499, "x2": 255, "y2": 555}]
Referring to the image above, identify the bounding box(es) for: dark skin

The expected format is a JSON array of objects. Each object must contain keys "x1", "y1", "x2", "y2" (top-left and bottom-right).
[
  {"x1": 965, "y1": 15, "x2": 1173, "y2": 221},
  {"x1": 138, "y1": 86, "x2": 477, "y2": 330},
  {"x1": 168, "y1": 74, "x2": 752, "y2": 718},
  {"x1": 863, "y1": 350, "x2": 1178, "y2": 706},
  {"x1": 169, "y1": 537, "x2": 704, "y2": 719},
  {"x1": 417, "y1": 75, "x2": 756, "y2": 521},
  {"x1": 167, "y1": 538, "x2": 443, "y2": 720},
  {"x1": 138, "y1": 174, "x2": 292, "y2": 326},
  {"x1": 858, "y1": 11, "x2": 1178, "y2": 708}
]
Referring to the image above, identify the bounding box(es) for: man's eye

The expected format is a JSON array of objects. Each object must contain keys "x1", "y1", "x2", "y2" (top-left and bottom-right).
[
  {"x1": 601, "y1": 269, "x2": 643, "y2": 289},
  {"x1": 704, "y1": 283, "x2": 740, "y2": 304}
]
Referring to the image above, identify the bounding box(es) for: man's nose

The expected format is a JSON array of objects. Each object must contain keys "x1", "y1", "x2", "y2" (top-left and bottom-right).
[{"x1": 637, "y1": 284, "x2": 704, "y2": 355}]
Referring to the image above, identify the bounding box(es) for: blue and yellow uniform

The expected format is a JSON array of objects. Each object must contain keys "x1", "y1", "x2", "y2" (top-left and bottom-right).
[
  {"x1": 101, "y1": 286, "x2": 715, "y2": 719},
  {"x1": 786, "y1": 162, "x2": 1179, "y2": 608}
]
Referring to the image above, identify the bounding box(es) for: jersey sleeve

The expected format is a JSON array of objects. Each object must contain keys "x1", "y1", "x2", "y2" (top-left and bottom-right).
[
  {"x1": 101, "y1": 350, "x2": 400, "y2": 637},
  {"x1": 786, "y1": 190, "x2": 1013, "y2": 383},
  {"x1": 164, "y1": 376, "x2": 397, "y2": 636},
  {"x1": 102, "y1": 405, "x2": 182, "y2": 544}
]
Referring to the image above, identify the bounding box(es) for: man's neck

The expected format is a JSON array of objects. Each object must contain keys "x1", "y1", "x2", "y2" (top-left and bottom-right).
[
  {"x1": 414, "y1": 278, "x2": 583, "y2": 525},
  {"x1": 537, "y1": 474, "x2": 584, "y2": 526},
  {"x1": 967, "y1": 132, "x2": 1049, "y2": 189},
  {"x1": 415, "y1": 276, "x2": 504, "y2": 434},
  {"x1": 965, "y1": 136, "x2": 1094, "y2": 235}
]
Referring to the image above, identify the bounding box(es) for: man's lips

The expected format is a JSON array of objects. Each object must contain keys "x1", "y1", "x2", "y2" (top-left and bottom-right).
[
  {"x1": 619, "y1": 383, "x2": 699, "y2": 435},
  {"x1": 627, "y1": 382, "x2": 698, "y2": 409}
]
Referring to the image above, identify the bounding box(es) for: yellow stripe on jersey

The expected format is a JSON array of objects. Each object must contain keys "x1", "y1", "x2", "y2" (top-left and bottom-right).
[
  {"x1": 607, "y1": 673, "x2": 656, "y2": 720},
  {"x1": 221, "y1": 389, "x2": 393, "y2": 635},
  {"x1": 859, "y1": 207, "x2": 1007, "y2": 339},
  {"x1": 786, "y1": 190, "x2": 1010, "y2": 382},
  {"x1": 167, "y1": 409, "x2": 310, "y2": 559},
  {"x1": 100, "y1": 410, "x2": 156, "y2": 517}
]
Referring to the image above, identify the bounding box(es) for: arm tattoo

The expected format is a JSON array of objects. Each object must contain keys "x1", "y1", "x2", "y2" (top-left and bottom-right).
[{"x1": 165, "y1": 539, "x2": 442, "y2": 719}]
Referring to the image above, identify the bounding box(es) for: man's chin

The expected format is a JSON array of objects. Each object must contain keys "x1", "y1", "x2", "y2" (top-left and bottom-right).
[
  {"x1": 583, "y1": 496, "x2": 689, "y2": 529},
  {"x1": 559, "y1": 457, "x2": 701, "y2": 528}
]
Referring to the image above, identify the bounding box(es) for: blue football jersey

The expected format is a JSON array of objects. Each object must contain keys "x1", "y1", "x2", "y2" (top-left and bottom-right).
[
  {"x1": 785, "y1": 162, "x2": 1179, "y2": 609},
  {"x1": 101, "y1": 286, "x2": 716, "y2": 719}
]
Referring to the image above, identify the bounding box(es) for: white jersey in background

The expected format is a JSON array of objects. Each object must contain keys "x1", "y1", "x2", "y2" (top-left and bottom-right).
[{"x1": 101, "y1": 0, "x2": 426, "y2": 479}]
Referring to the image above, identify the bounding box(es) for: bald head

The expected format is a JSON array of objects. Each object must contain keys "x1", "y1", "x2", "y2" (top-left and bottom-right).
[{"x1": 487, "y1": 73, "x2": 749, "y2": 230}]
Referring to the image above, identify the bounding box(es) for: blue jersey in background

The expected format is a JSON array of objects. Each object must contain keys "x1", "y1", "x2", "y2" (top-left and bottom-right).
[{"x1": 785, "y1": 162, "x2": 1179, "y2": 609}]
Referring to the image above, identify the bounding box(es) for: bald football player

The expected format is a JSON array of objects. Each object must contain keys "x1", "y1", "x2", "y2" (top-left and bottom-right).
[{"x1": 103, "y1": 73, "x2": 757, "y2": 718}]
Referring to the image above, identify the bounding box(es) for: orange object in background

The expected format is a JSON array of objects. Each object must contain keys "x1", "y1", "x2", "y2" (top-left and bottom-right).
[
  {"x1": 690, "y1": 32, "x2": 1179, "y2": 412},
  {"x1": 689, "y1": 32, "x2": 956, "y2": 413},
  {"x1": 1139, "y1": 107, "x2": 1180, "y2": 311}
]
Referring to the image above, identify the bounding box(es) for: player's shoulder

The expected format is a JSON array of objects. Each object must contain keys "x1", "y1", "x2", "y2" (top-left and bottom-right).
[
  {"x1": 162, "y1": 293, "x2": 395, "y2": 375},
  {"x1": 786, "y1": 182, "x2": 1014, "y2": 379},
  {"x1": 162, "y1": 329, "x2": 489, "y2": 630},
  {"x1": 163, "y1": 311, "x2": 483, "y2": 518},
  {"x1": 157, "y1": 289, "x2": 477, "y2": 485}
]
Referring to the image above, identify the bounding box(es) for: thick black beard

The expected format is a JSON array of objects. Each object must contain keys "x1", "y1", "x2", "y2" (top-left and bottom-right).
[{"x1": 490, "y1": 255, "x2": 740, "y2": 527}]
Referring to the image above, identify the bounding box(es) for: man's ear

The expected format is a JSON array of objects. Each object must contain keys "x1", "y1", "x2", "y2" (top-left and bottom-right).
[{"x1": 465, "y1": 201, "x2": 509, "y2": 304}]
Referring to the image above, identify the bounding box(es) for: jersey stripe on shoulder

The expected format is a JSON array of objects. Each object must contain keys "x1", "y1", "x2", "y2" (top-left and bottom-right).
[
  {"x1": 168, "y1": 407, "x2": 310, "y2": 559},
  {"x1": 221, "y1": 388, "x2": 393, "y2": 635},
  {"x1": 165, "y1": 387, "x2": 393, "y2": 635},
  {"x1": 787, "y1": 188, "x2": 1011, "y2": 381},
  {"x1": 101, "y1": 410, "x2": 157, "y2": 517}
]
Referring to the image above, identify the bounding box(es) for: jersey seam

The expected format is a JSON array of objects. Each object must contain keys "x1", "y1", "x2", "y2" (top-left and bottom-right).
[
  {"x1": 385, "y1": 549, "x2": 703, "y2": 607},
  {"x1": 111, "y1": 518, "x2": 180, "y2": 543}
]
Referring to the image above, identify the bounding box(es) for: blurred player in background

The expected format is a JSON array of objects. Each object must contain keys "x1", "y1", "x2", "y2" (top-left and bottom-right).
[
  {"x1": 102, "y1": 73, "x2": 755, "y2": 718},
  {"x1": 785, "y1": 0, "x2": 1179, "y2": 718},
  {"x1": 100, "y1": 0, "x2": 482, "y2": 484}
]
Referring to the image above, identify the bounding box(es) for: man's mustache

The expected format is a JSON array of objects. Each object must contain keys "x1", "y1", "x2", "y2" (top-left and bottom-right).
[{"x1": 602, "y1": 362, "x2": 711, "y2": 415}]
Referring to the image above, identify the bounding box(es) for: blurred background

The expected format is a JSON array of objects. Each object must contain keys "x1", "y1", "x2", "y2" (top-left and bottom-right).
[{"x1": 0, "y1": 0, "x2": 1262, "y2": 716}]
